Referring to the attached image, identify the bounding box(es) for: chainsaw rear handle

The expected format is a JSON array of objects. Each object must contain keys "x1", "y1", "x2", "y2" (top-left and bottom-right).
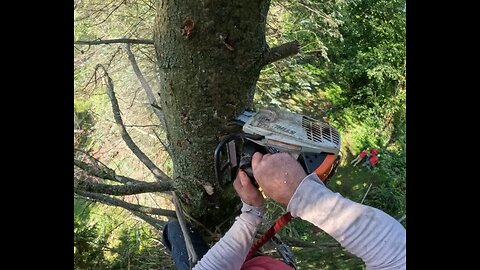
[
  {"x1": 238, "y1": 140, "x2": 269, "y2": 188},
  {"x1": 214, "y1": 133, "x2": 265, "y2": 188},
  {"x1": 214, "y1": 133, "x2": 340, "y2": 189}
]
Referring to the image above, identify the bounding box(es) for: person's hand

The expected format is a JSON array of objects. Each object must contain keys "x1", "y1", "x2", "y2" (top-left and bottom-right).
[
  {"x1": 252, "y1": 152, "x2": 307, "y2": 206},
  {"x1": 233, "y1": 169, "x2": 264, "y2": 207}
]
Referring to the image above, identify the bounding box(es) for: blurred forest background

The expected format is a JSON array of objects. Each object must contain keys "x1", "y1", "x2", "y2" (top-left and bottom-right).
[{"x1": 74, "y1": 0, "x2": 405, "y2": 269}]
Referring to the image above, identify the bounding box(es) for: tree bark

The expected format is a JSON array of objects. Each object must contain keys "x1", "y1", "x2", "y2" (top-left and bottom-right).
[{"x1": 153, "y1": 0, "x2": 271, "y2": 226}]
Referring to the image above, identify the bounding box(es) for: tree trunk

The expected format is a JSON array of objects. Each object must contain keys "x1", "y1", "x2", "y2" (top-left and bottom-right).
[{"x1": 154, "y1": 0, "x2": 270, "y2": 227}]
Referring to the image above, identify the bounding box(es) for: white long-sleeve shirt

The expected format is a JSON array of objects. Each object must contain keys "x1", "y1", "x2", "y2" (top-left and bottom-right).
[{"x1": 193, "y1": 173, "x2": 406, "y2": 270}]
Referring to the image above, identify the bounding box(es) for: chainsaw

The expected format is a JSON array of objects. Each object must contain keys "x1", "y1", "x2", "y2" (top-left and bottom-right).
[
  {"x1": 214, "y1": 108, "x2": 342, "y2": 267},
  {"x1": 213, "y1": 108, "x2": 342, "y2": 267},
  {"x1": 214, "y1": 108, "x2": 341, "y2": 188}
]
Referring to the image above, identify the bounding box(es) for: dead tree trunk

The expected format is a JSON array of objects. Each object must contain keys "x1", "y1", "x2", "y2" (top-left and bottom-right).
[{"x1": 154, "y1": 0, "x2": 271, "y2": 226}]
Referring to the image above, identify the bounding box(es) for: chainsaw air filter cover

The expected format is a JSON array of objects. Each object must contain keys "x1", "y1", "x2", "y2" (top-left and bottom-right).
[{"x1": 242, "y1": 108, "x2": 341, "y2": 156}]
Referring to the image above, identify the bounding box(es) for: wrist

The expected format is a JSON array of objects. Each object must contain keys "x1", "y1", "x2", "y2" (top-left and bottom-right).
[{"x1": 287, "y1": 173, "x2": 325, "y2": 216}]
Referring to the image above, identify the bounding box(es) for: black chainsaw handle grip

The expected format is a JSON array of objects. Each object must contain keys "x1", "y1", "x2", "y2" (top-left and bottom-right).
[
  {"x1": 239, "y1": 141, "x2": 268, "y2": 189},
  {"x1": 214, "y1": 133, "x2": 265, "y2": 189},
  {"x1": 239, "y1": 164, "x2": 259, "y2": 188}
]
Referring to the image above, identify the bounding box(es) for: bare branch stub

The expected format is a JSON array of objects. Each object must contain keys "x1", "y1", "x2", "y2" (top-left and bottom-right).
[{"x1": 262, "y1": 40, "x2": 301, "y2": 67}]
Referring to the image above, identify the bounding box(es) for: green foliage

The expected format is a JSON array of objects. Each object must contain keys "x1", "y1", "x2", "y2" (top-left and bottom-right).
[
  {"x1": 318, "y1": 0, "x2": 406, "y2": 224},
  {"x1": 74, "y1": 198, "x2": 174, "y2": 269},
  {"x1": 366, "y1": 176, "x2": 405, "y2": 216},
  {"x1": 74, "y1": 221, "x2": 108, "y2": 269},
  {"x1": 255, "y1": 0, "x2": 343, "y2": 112},
  {"x1": 256, "y1": 63, "x2": 327, "y2": 113},
  {"x1": 325, "y1": 0, "x2": 406, "y2": 108},
  {"x1": 273, "y1": 0, "x2": 343, "y2": 56},
  {"x1": 363, "y1": 129, "x2": 406, "y2": 223},
  {"x1": 74, "y1": 100, "x2": 95, "y2": 150},
  {"x1": 74, "y1": 199, "x2": 108, "y2": 269}
]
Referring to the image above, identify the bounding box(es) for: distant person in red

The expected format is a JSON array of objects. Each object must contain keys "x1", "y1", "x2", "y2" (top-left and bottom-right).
[
  {"x1": 363, "y1": 149, "x2": 379, "y2": 169},
  {"x1": 351, "y1": 149, "x2": 368, "y2": 166}
]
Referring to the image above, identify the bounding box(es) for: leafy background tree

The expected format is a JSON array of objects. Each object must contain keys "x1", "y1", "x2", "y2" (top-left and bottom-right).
[{"x1": 74, "y1": 0, "x2": 405, "y2": 268}]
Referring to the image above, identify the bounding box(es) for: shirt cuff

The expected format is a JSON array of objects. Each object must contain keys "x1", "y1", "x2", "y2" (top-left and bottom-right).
[
  {"x1": 287, "y1": 173, "x2": 325, "y2": 217},
  {"x1": 241, "y1": 202, "x2": 266, "y2": 217}
]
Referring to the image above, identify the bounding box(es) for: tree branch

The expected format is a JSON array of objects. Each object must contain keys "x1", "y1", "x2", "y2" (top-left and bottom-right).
[
  {"x1": 96, "y1": 64, "x2": 171, "y2": 182},
  {"x1": 123, "y1": 43, "x2": 166, "y2": 127},
  {"x1": 172, "y1": 191, "x2": 198, "y2": 264},
  {"x1": 75, "y1": 38, "x2": 154, "y2": 45},
  {"x1": 125, "y1": 124, "x2": 160, "y2": 128},
  {"x1": 90, "y1": 0, "x2": 126, "y2": 27},
  {"x1": 130, "y1": 210, "x2": 166, "y2": 230},
  {"x1": 153, "y1": 129, "x2": 173, "y2": 157},
  {"x1": 75, "y1": 148, "x2": 112, "y2": 170},
  {"x1": 114, "y1": 175, "x2": 149, "y2": 185},
  {"x1": 123, "y1": 43, "x2": 156, "y2": 104},
  {"x1": 261, "y1": 41, "x2": 300, "y2": 67},
  {"x1": 74, "y1": 158, "x2": 148, "y2": 185},
  {"x1": 75, "y1": 176, "x2": 173, "y2": 196},
  {"x1": 75, "y1": 190, "x2": 176, "y2": 218},
  {"x1": 74, "y1": 158, "x2": 115, "y2": 181}
]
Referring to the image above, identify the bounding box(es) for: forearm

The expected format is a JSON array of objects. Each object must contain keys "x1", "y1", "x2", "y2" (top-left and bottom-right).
[
  {"x1": 193, "y1": 203, "x2": 264, "y2": 270},
  {"x1": 287, "y1": 173, "x2": 406, "y2": 270}
]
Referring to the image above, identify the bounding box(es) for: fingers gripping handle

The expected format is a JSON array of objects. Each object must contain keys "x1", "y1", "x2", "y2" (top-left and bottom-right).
[
  {"x1": 239, "y1": 141, "x2": 267, "y2": 188},
  {"x1": 239, "y1": 152, "x2": 259, "y2": 188}
]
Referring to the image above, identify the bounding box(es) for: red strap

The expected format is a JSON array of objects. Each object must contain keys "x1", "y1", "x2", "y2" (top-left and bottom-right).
[{"x1": 245, "y1": 212, "x2": 293, "y2": 261}]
